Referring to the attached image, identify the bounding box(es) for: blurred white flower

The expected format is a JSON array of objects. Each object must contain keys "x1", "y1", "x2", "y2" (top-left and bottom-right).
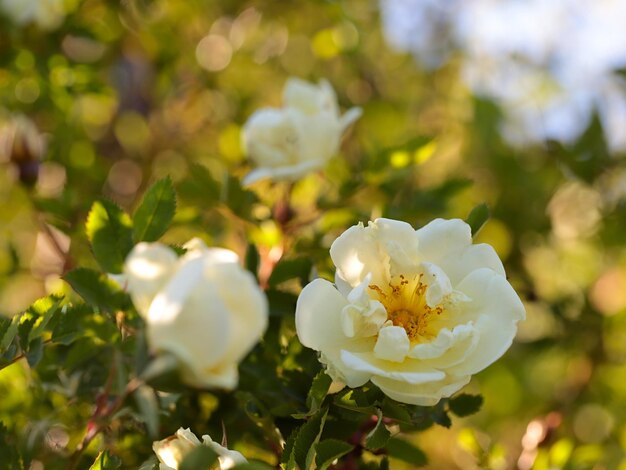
[
  {"x1": 123, "y1": 238, "x2": 268, "y2": 389},
  {"x1": 295, "y1": 218, "x2": 524, "y2": 405},
  {"x1": 241, "y1": 78, "x2": 361, "y2": 185},
  {"x1": 153, "y1": 427, "x2": 247, "y2": 470},
  {"x1": 379, "y1": 0, "x2": 626, "y2": 151},
  {"x1": 0, "y1": 0, "x2": 66, "y2": 30}
]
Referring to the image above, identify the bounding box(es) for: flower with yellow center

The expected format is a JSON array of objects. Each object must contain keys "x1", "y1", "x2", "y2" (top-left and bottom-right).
[{"x1": 295, "y1": 218, "x2": 525, "y2": 405}]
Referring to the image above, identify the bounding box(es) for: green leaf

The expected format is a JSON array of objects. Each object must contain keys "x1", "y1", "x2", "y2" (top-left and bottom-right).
[
  {"x1": 0, "y1": 315, "x2": 21, "y2": 354},
  {"x1": 245, "y1": 243, "x2": 260, "y2": 278},
  {"x1": 134, "y1": 385, "x2": 160, "y2": 438},
  {"x1": 63, "y1": 268, "x2": 128, "y2": 312},
  {"x1": 448, "y1": 393, "x2": 483, "y2": 417},
  {"x1": 268, "y1": 258, "x2": 312, "y2": 288},
  {"x1": 52, "y1": 304, "x2": 89, "y2": 345},
  {"x1": 315, "y1": 439, "x2": 354, "y2": 470},
  {"x1": 0, "y1": 422, "x2": 22, "y2": 469},
  {"x1": 430, "y1": 407, "x2": 452, "y2": 428},
  {"x1": 305, "y1": 371, "x2": 332, "y2": 414},
  {"x1": 86, "y1": 199, "x2": 134, "y2": 273},
  {"x1": 281, "y1": 429, "x2": 297, "y2": 470},
  {"x1": 386, "y1": 437, "x2": 427, "y2": 466},
  {"x1": 133, "y1": 177, "x2": 177, "y2": 242},
  {"x1": 25, "y1": 337, "x2": 44, "y2": 367},
  {"x1": 27, "y1": 295, "x2": 63, "y2": 342},
  {"x1": 284, "y1": 408, "x2": 328, "y2": 470},
  {"x1": 465, "y1": 203, "x2": 490, "y2": 237},
  {"x1": 365, "y1": 409, "x2": 391, "y2": 450},
  {"x1": 179, "y1": 446, "x2": 218, "y2": 470},
  {"x1": 380, "y1": 398, "x2": 412, "y2": 424},
  {"x1": 89, "y1": 451, "x2": 122, "y2": 470}
]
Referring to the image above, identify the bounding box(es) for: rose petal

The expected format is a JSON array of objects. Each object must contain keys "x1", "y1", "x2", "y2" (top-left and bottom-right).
[
  {"x1": 374, "y1": 325, "x2": 410, "y2": 362},
  {"x1": 340, "y1": 350, "x2": 445, "y2": 384},
  {"x1": 409, "y1": 324, "x2": 480, "y2": 370},
  {"x1": 438, "y1": 243, "x2": 505, "y2": 286},
  {"x1": 147, "y1": 256, "x2": 231, "y2": 386},
  {"x1": 296, "y1": 279, "x2": 348, "y2": 351},
  {"x1": 446, "y1": 268, "x2": 525, "y2": 376},
  {"x1": 203, "y1": 260, "x2": 268, "y2": 367},
  {"x1": 242, "y1": 160, "x2": 322, "y2": 186},
  {"x1": 124, "y1": 242, "x2": 178, "y2": 317},
  {"x1": 420, "y1": 262, "x2": 453, "y2": 307},
  {"x1": 330, "y1": 218, "x2": 419, "y2": 288},
  {"x1": 415, "y1": 218, "x2": 472, "y2": 262},
  {"x1": 371, "y1": 374, "x2": 470, "y2": 406}
]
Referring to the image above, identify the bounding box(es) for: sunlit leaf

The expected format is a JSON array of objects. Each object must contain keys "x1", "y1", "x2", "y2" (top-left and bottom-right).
[{"x1": 86, "y1": 199, "x2": 134, "y2": 273}]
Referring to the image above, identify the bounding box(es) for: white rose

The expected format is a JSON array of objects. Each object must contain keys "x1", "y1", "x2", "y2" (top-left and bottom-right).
[
  {"x1": 0, "y1": 0, "x2": 65, "y2": 29},
  {"x1": 295, "y1": 218, "x2": 525, "y2": 406},
  {"x1": 123, "y1": 238, "x2": 268, "y2": 390},
  {"x1": 153, "y1": 427, "x2": 248, "y2": 470},
  {"x1": 241, "y1": 78, "x2": 361, "y2": 185}
]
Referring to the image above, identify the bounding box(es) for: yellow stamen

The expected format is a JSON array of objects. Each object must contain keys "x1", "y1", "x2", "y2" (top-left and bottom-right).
[{"x1": 369, "y1": 274, "x2": 443, "y2": 341}]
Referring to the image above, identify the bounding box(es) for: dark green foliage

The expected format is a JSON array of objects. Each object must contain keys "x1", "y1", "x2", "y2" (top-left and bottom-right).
[
  {"x1": 448, "y1": 393, "x2": 484, "y2": 417},
  {"x1": 386, "y1": 438, "x2": 427, "y2": 466},
  {"x1": 133, "y1": 177, "x2": 177, "y2": 242},
  {"x1": 63, "y1": 268, "x2": 129, "y2": 312}
]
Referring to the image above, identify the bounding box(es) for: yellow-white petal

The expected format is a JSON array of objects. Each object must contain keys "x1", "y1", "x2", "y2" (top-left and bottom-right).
[
  {"x1": 374, "y1": 325, "x2": 410, "y2": 362},
  {"x1": 447, "y1": 268, "x2": 525, "y2": 376},
  {"x1": 296, "y1": 279, "x2": 348, "y2": 351},
  {"x1": 124, "y1": 242, "x2": 178, "y2": 317},
  {"x1": 371, "y1": 374, "x2": 470, "y2": 406}
]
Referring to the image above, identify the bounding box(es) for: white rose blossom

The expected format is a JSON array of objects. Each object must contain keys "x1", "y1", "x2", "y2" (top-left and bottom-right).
[
  {"x1": 295, "y1": 218, "x2": 525, "y2": 405},
  {"x1": 153, "y1": 427, "x2": 247, "y2": 470},
  {"x1": 241, "y1": 78, "x2": 362, "y2": 185},
  {"x1": 122, "y1": 238, "x2": 268, "y2": 390}
]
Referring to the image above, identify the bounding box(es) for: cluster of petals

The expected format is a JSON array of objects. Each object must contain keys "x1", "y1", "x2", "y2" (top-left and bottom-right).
[
  {"x1": 153, "y1": 427, "x2": 247, "y2": 470},
  {"x1": 122, "y1": 238, "x2": 268, "y2": 390},
  {"x1": 241, "y1": 78, "x2": 361, "y2": 185},
  {"x1": 296, "y1": 218, "x2": 525, "y2": 405}
]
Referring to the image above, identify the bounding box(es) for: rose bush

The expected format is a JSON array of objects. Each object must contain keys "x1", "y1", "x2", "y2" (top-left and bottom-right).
[
  {"x1": 153, "y1": 427, "x2": 247, "y2": 470},
  {"x1": 122, "y1": 238, "x2": 268, "y2": 390},
  {"x1": 241, "y1": 77, "x2": 361, "y2": 185},
  {"x1": 296, "y1": 218, "x2": 525, "y2": 405}
]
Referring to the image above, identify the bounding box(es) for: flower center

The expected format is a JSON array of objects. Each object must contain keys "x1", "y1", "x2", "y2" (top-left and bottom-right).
[{"x1": 368, "y1": 274, "x2": 443, "y2": 341}]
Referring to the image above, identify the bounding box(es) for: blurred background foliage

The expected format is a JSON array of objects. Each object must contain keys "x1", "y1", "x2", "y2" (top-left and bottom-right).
[{"x1": 1, "y1": 0, "x2": 626, "y2": 469}]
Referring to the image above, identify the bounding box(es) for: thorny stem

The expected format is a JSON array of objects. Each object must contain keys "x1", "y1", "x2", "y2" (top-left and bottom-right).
[{"x1": 67, "y1": 365, "x2": 143, "y2": 470}]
